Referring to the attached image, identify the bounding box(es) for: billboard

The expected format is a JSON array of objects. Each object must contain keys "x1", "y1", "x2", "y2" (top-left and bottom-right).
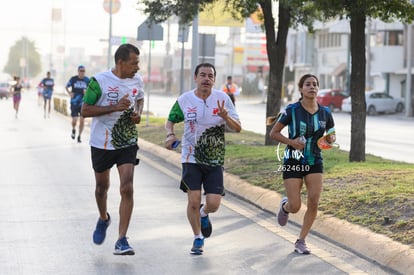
[{"x1": 199, "y1": 2, "x2": 243, "y2": 27}]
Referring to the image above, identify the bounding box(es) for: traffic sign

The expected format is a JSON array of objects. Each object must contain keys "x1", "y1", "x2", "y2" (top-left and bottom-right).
[
  {"x1": 110, "y1": 36, "x2": 136, "y2": 45},
  {"x1": 137, "y1": 18, "x2": 164, "y2": 41},
  {"x1": 178, "y1": 24, "x2": 189, "y2": 43},
  {"x1": 103, "y1": 0, "x2": 121, "y2": 14}
]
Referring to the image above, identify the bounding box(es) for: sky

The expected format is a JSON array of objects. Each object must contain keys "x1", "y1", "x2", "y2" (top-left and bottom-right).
[
  {"x1": 0, "y1": 0, "x2": 258, "y2": 86},
  {"x1": 0, "y1": 0, "x2": 147, "y2": 74}
]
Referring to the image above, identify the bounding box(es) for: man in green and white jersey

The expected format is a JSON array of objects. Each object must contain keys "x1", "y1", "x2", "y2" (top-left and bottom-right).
[
  {"x1": 81, "y1": 43, "x2": 144, "y2": 256},
  {"x1": 165, "y1": 63, "x2": 242, "y2": 254}
]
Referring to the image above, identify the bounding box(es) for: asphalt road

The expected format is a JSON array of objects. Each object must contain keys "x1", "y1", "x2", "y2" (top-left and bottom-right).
[{"x1": 0, "y1": 91, "x2": 396, "y2": 274}]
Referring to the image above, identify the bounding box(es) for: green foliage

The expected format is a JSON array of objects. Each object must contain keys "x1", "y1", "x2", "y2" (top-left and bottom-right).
[
  {"x1": 141, "y1": 0, "x2": 215, "y2": 24},
  {"x1": 3, "y1": 37, "x2": 42, "y2": 78},
  {"x1": 221, "y1": 0, "x2": 260, "y2": 21},
  {"x1": 314, "y1": 0, "x2": 414, "y2": 23},
  {"x1": 141, "y1": 0, "x2": 319, "y2": 29},
  {"x1": 278, "y1": 0, "x2": 322, "y2": 32}
]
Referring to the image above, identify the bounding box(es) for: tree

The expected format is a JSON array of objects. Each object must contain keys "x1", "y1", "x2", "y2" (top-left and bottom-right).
[
  {"x1": 141, "y1": 0, "x2": 318, "y2": 145},
  {"x1": 3, "y1": 37, "x2": 42, "y2": 79},
  {"x1": 314, "y1": 0, "x2": 414, "y2": 162}
]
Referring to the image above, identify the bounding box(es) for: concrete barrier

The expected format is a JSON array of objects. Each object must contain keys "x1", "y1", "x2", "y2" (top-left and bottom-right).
[{"x1": 53, "y1": 93, "x2": 70, "y2": 116}]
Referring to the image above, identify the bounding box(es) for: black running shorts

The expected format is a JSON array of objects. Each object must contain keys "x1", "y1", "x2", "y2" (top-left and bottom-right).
[
  {"x1": 180, "y1": 163, "x2": 224, "y2": 195},
  {"x1": 70, "y1": 104, "x2": 82, "y2": 117},
  {"x1": 91, "y1": 144, "x2": 139, "y2": 173},
  {"x1": 282, "y1": 158, "x2": 323, "y2": 179}
]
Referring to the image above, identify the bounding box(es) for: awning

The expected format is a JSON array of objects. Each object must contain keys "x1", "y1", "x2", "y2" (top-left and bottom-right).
[{"x1": 331, "y1": 62, "x2": 347, "y2": 76}]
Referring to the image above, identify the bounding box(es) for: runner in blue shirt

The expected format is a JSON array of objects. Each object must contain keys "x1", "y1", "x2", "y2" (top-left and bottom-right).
[
  {"x1": 269, "y1": 74, "x2": 336, "y2": 255},
  {"x1": 39, "y1": 71, "x2": 54, "y2": 118},
  {"x1": 66, "y1": 65, "x2": 90, "y2": 143}
]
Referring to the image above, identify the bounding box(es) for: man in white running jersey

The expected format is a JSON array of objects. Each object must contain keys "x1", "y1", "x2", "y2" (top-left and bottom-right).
[
  {"x1": 81, "y1": 43, "x2": 144, "y2": 256},
  {"x1": 165, "y1": 63, "x2": 242, "y2": 255}
]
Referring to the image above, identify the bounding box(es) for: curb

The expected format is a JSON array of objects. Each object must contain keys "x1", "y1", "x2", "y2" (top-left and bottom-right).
[{"x1": 138, "y1": 138, "x2": 414, "y2": 274}]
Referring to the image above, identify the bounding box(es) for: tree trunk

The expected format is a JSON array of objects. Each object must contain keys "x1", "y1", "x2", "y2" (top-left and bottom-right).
[
  {"x1": 349, "y1": 11, "x2": 366, "y2": 161},
  {"x1": 261, "y1": 1, "x2": 290, "y2": 145}
]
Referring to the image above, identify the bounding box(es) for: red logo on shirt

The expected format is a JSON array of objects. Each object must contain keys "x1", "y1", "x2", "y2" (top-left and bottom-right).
[
  {"x1": 132, "y1": 88, "x2": 138, "y2": 95},
  {"x1": 213, "y1": 108, "x2": 219, "y2": 115},
  {"x1": 108, "y1": 86, "x2": 119, "y2": 92},
  {"x1": 187, "y1": 107, "x2": 197, "y2": 113}
]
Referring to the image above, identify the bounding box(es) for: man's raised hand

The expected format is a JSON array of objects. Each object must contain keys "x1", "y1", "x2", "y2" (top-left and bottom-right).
[{"x1": 216, "y1": 100, "x2": 228, "y2": 119}]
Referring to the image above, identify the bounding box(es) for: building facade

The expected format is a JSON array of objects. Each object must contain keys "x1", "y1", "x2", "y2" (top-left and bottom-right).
[{"x1": 286, "y1": 19, "x2": 414, "y2": 111}]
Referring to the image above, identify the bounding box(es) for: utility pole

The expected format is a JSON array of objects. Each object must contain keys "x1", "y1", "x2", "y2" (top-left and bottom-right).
[
  {"x1": 191, "y1": 1, "x2": 199, "y2": 89},
  {"x1": 406, "y1": 23, "x2": 413, "y2": 117},
  {"x1": 366, "y1": 19, "x2": 372, "y2": 90},
  {"x1": 107, "y1": 0, "x2": 113, "y2": 70}
]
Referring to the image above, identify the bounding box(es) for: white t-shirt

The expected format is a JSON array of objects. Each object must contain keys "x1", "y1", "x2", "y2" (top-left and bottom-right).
[
  {"x1": 167, "y1": 89, "x2": 239, "y2": 166},
  {"x1": 83, "y1": 70, "x2": 144, "y2": 150}
]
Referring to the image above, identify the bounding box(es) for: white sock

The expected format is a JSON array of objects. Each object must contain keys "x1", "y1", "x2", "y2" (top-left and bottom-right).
[
  {"x1": 200, "y1": 205, "x2": 207, "y2": 217},
  {"x1": 194, "y1": 234, "x2": 203, "y2": 239}
]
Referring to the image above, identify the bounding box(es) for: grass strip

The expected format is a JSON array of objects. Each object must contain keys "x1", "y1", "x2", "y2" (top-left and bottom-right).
[{"x1": 138, "y1": 116, "x2": 414, "y2": 246}]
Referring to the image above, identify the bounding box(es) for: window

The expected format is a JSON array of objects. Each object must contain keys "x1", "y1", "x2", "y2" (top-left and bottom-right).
[
  {"x1": 318, "y1": 32, "x2": 341, "y2": 48},
  {"x1": 387, "y1": 31, "x2": 403, "y2": 46},
  {"x1": 372, "y1": 31, "x2": 403, "y2": 46}
]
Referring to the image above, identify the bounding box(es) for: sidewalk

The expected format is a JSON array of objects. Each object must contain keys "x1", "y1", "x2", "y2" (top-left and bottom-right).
[{"x1": 138, "y1": 138, "x2": 414, "y2": 274}]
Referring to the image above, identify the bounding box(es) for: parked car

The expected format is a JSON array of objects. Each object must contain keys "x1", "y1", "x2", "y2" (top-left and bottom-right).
[
  {"x1": 316, "y1": 89, "x2": 348, "y2": 111},
  {"x1": 341, "y1": 90, "x2": 404, "y2": 115},
  {"x1": 0, "y1": 82, "x2": 10, "y2": 99}
]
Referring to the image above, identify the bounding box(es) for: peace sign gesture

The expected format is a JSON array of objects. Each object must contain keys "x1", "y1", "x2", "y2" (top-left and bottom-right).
[{"x1": 216, "y1": 100, "x2": 228, "y2": 119}]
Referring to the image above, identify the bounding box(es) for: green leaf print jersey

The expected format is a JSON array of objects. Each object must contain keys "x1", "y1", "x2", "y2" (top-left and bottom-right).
[
  {"x1": 194, "y1": 125, "x2": 225, "y2": 166},
  {"x1": 111, "y1": 107, "x2": 138, "y2": 149}
]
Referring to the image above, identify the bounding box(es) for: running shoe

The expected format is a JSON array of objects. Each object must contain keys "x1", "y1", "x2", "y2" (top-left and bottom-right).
[
  {"x1": 77, "y1": 136, "x2": 81, "y2": 143},
  {"x1": 191, "y1": 238, "x2": 204, "y2": 254},
  {"x1": 200, "y1": 204, "x2": 212, "y2": 238},
  {"x1": 294, "y1": 239, "x2": 311, "y2": 254},
  {"x1": 113, "y1": 237, "x2": 135, "y2": 255},
  {"x1": 93, "y1": 213, "x2": 111, "y2": 245},
  {"x1": 71, "y1": 129, "x2": 75, "y2": 139},
  {"x1": 277, "y1": 197, "x2": 289, "y2": 226}
]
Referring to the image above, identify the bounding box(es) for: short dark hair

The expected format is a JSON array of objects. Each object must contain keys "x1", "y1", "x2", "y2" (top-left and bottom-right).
[
  {"x1": 194, "y1": 63, "x2": 216, "y2": 77},
  {"x1": 114, "y1": 43, "x2": 140, "y2": 64}
]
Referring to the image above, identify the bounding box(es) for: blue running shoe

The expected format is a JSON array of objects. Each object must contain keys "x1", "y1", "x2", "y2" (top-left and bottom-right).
[
  {"x1": 201, "y1": 215, "x2": 212, "y2": 238},
  {"x1": 200, "y1": 204, "x2": 212, "y2": 238},
  {"x1": 113, "y1": 236, "x2": 135, "y2": 255},
  {"x1": 191, "y1": 238, "x2": 204, "y2": 254},
  {"x1": 93, "y1": 213, "x2": 111, "y2": 245}
]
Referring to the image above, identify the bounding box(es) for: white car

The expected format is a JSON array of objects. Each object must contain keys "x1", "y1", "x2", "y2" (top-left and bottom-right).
[
  {"x1": 0, "y1": 82, "x2": 10, "y2": 99},
  {"x1": 341, "y1": 91, "x2": 404, "y2": 115}
]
